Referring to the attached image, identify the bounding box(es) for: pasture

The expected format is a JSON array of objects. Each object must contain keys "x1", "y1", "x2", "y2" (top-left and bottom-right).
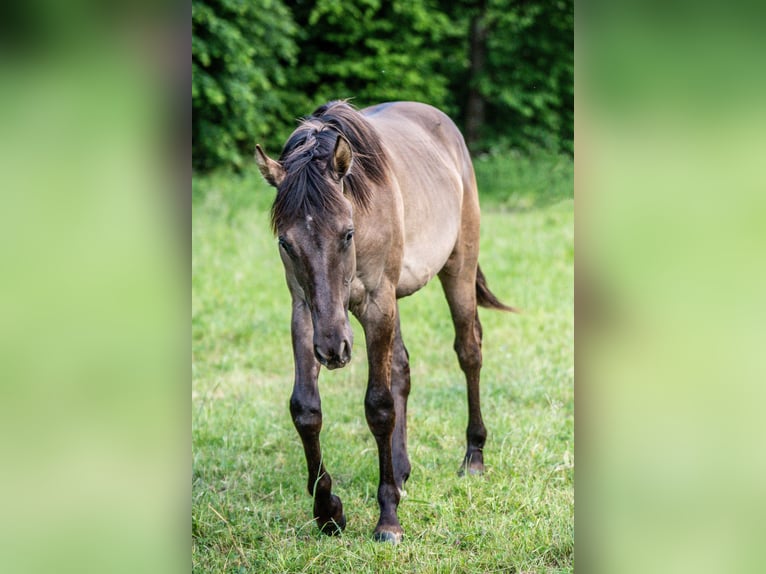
[{"x1": 192, "y1": 152, "x2": 574, "y2": 572}]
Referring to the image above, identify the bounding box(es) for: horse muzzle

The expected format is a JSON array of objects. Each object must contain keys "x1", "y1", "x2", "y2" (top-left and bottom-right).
[{"x1": 313, "y1": 332, "x2": 352, "y2": 370}]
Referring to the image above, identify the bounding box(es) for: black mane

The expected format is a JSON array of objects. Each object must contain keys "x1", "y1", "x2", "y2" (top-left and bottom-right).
[{"x1": 270, "y1": 100, "x2": 389, "y2": 233}]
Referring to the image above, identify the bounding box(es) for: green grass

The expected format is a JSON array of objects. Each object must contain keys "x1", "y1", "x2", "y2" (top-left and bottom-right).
[{"x1": 192, "y1": 152, "x2": 573, "y2": 573}]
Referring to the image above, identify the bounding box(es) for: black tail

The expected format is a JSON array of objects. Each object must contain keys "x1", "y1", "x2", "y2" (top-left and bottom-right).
[{"x1": 476, "y1": 264, "x2": 519, "y2": 313}]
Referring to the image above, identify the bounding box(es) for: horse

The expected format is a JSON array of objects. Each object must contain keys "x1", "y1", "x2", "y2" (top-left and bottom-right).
[{"x1": 255, "y1": 100, "x2": 515, "y2": 544}]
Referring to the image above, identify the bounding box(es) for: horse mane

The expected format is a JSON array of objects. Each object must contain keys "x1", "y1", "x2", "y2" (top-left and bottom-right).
[{"x1": 270, "y1": 100, "x2": 390, "y2": 234}]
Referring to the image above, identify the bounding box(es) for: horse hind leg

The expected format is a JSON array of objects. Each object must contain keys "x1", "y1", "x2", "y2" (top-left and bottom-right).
[{"x1": 438, "y1": 267, "x2": 487, "y2": 476}]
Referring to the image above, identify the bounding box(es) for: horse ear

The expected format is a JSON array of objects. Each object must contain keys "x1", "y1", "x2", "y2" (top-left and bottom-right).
[
  {"x1": 331, "y1": 135, "x2": 353, "y2": 179},
  {"x1": 255, "y1": 145, "x2": 285, "y2": 188}
]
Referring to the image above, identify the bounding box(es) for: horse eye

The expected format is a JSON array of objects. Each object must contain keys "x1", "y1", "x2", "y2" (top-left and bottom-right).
[
  {"x1": 278, "y1": 237, "x2": 294, "y2": 256},
  {"x1": 343, "y1": 230, "x2": 354, "y2": 245}
]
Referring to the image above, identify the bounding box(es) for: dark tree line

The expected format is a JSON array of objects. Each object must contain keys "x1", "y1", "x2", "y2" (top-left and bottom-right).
[{"x1": 192, "y1": 0, "x2": 572, "y2": 172}]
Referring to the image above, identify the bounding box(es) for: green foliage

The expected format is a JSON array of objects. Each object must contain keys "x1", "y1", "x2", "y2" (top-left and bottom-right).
[
  {"x1": 192, "y1": 0, "x2": 573, "y2": 171},
  {"x1": 438, "y1": 0, "x2": 573, "y2": 154},
  {"x1": 288, "y1": 0, "x2": 462, "y2": 118},
  {"x1": 481, "y1": 0, "x2": 574, "y2": 154},
  {"x1": 192, "y1": 0, "x2": 299, "y2": 171},
  {"x1": 192, "y1": 153, "x2": 573, "y2": 571}
]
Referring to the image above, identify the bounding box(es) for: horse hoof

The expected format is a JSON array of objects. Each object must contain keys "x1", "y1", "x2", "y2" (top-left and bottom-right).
[
  {"x1": 372, "y1": 529, "x2": 403, "y2": 545},
  {"x1": 458, "y1": 463, "x2": 485, "y2": 477},
  {"x1": 315, "y1": 493, "x2": 346, "y2": 535},
  {"x1": 318, "y1": 513, "x2": 346, "y2": 536}
]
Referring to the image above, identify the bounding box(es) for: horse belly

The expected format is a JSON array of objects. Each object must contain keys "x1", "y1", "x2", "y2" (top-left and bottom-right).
[
  {"x1": 396, "y1": 216, "x2": 460, "y2": 298},
  {"x1": 364, "y1": 102, "x2": 469, "y2": 298}
]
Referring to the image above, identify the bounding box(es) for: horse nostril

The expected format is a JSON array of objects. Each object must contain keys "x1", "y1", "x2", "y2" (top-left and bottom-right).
[
  {"x1": 314, "y1": 344, "x2": 329, "y2": 363},
  {"x1": 340, "y1": 340, "x2": 351, "y2": 362},
  {"x1": 314, "y1": 337, "x2": 351, "y2": 367}
]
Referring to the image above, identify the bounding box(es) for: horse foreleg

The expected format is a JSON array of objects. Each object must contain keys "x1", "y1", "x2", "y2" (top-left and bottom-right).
[
  {"x1": 289, "y1": 300, "x2": 345, "y2": 534},
  {"x1": 391, "y1": 311, "x2": 412, "y2": 492},
  {"x1": 360, "y1": 287, "x2": 403, "y2": 543}
]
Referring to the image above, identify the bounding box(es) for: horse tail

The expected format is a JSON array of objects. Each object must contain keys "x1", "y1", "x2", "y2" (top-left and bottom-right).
[{"x1": 476, "y1": 264, "x2": 519, "y2": 313}]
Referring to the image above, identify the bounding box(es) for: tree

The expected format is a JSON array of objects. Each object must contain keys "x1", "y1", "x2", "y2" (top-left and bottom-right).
[
  {"x1": 464, "y1": 0, "x2": 489, "y2": 147},
  {"x1": 424, "y1": 0, "x2": 574, "y2": 154},
  {"x1": 465, "y1": 0, "x2": 574, "y2": 154}
]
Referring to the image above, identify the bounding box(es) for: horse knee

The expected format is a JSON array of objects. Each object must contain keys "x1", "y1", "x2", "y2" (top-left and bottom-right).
[
  {"x1": 454, "y1": 337, "x2": 482, "y2": 373},
  {"x1": 290, "y1": 394, "x2": 322, "y2": 436},
  {"x1": 365, "y1": 387, "x2": 395, "y2": 435}
]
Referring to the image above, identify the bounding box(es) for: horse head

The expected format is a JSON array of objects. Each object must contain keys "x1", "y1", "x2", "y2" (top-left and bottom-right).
[{"x1": 256, "y1": 131, "x2": 356, "y2": 370}]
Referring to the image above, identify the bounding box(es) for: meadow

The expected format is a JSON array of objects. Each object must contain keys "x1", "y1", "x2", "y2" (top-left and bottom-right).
[{"x1": 192, "y1": 151, "x2": 574, "y2": 573}]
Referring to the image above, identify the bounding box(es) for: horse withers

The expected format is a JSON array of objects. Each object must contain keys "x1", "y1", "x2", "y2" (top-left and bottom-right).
[{"x1": 255, "y1": 100, "x2": 515, "y2": 544}]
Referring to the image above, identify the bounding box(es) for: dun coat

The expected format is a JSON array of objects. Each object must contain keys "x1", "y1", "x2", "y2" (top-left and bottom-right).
[{"x1": 255, "y1": 100, "x2": 515, "y2": 544}]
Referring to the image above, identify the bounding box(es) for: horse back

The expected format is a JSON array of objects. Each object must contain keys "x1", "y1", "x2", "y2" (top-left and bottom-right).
[{"x1": 361, "y1": 102, "x2": 477, "y2": 297}]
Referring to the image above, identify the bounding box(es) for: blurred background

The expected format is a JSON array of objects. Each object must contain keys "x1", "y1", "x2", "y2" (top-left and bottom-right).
[
  {"x1": 579, "y1": 3, "x2": 766, "y2": 573},
  {"x1": 0, "y1": 1, "x2": 188, "y2": 573}
]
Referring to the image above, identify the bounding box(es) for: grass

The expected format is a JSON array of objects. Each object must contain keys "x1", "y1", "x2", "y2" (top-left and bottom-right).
[{"x1": 192, "y1": 151, "x2": 573, "y2": 573}]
